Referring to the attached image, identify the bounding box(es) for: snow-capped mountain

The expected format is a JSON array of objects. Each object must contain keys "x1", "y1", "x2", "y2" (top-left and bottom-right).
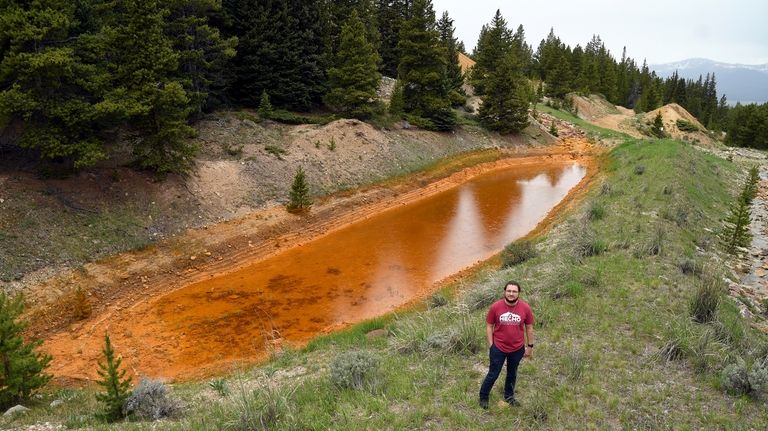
[{"x1": 650, "y1": 58, "x2": 768, "y2": 104}]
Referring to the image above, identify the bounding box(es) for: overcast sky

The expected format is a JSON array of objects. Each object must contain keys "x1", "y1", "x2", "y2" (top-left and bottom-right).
[{"x1": 432, "y1": 0, "x2": 768, "y2": 65}]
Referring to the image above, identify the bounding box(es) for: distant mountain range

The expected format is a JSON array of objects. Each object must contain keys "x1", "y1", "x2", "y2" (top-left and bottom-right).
[{"x1": 650, "y1": 58, "x2": 768, "y2": 105}]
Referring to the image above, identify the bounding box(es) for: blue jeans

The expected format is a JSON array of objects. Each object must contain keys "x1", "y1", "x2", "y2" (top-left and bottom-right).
[{"x1": 479, "y1": 344, "x2": 525, "y2": 401}]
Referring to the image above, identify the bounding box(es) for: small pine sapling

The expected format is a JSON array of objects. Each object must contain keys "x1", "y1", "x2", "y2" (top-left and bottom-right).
[
  {"x1": 96, "y1": 334, "x2": 132, "y2": 422},
  {"x1": 258, "y1": 91, "x2": 273, "y2": 119},
  {"x1": 0, "y1": 293, "x2": 51, "y2": 409},
  {"x1": 287, "y1": 167, "x2": 312, "y2": 213}
]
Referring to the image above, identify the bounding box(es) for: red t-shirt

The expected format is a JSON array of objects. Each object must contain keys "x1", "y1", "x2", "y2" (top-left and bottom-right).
[{"x1": 486, "y1": 299, "x2": 534, "y2": 353}]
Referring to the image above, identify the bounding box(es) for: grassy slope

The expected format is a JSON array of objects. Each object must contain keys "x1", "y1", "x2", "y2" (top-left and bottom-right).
[{"x1": 6, "y1": 134, "x2": 768, "y2": 430}]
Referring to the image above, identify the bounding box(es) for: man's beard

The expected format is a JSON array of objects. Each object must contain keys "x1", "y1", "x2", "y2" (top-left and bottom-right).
[{"x1": 504, "y1": 297, "x2": 518, "y2": 305}]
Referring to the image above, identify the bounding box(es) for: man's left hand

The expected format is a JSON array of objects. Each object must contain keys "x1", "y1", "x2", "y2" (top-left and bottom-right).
[{"x1": 524, "y1": 346, "x2": 533, "y2": 358}]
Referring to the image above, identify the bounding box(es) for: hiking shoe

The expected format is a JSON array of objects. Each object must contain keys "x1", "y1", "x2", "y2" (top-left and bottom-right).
[
  {"x1": 505, "y1": 397, "x2": 521, "y2": 407},
  {"x1": 479, "y1": 399, "x2": 489, "y2": 410}
]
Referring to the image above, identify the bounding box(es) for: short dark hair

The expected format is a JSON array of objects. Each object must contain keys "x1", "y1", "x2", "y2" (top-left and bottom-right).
[{"x1": 504, "y1": 281, "x2": 521, "y2": 292}]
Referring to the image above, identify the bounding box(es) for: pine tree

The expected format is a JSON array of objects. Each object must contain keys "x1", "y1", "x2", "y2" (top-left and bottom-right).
[
  {"x1": 0, "y1": 0, "x2": 111, "y2": 168},
  {"x1": 397, "y1": 0, "x2": 455, "y2": 130},
  {"x1": 165, "y1": 0, "x2": 238, "y2": 116},
  {"x1": 324, "y1": 10, "x2": 382, "y2": 119},
  {"x1": 478, "y1": 51, "x2": 530, "y2": 134},
  {"x1": 326, "y1": 0, "x2": 379, "y2": 57},
  {"x1": 469, "y1": 10, "x2": 511, "y2": 95},
  {"x1": 651, "y1": 111, "x2": 665, "y2": 138},
  {"x1": 546, "y1": 54, "x2": 572, "y2": 98},
  {"x1": 0, "y1": 293, "x2": 52, "y2": 409},
  {"x1": 223, "y1": 0, "x2": 326, "y2": 110},
  {"x1": 436, "y1": 11, "x2": 464, "y2": 95},
  {"x1": 376, "y1": 0, "x2": 410, "y2": 77},
  {"x1": 388, "y1": 79, "x2": 405, "y2": 115},
  {"x1": 722, "y1": 198, "x2": 752, "y2": 254},
  {"x1": 287, "y1": 166, "x2": 312, "y2": 212},
  {"x1": 100, "y1": 0, "x2": 197, "y2": 174},
  {"x1": 96, "y1": 334, "x2": 132, "y2": 422},
  {"x1": 511, "y1": 24, "x2": 533, "y2": 77},
  {"x1": 258, "y1": 91, "x2": 273, "y2": 118}
]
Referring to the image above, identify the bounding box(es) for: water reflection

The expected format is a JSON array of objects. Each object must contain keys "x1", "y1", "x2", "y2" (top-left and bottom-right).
[{"x1": 145, "y1": 161, "x2": 586, "y2": 369}]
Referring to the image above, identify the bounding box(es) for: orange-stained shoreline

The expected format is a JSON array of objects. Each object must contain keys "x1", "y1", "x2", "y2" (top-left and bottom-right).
[{"x1": 26, "y1": 138, "x2": 600, "y2": 384}]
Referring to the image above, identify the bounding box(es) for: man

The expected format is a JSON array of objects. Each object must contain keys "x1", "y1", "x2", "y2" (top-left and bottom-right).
[{"x1": 479, "y1": 280, "x2": 535, "y2": 409}]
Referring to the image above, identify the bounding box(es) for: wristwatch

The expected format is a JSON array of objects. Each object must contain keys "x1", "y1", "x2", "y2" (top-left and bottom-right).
[{"x1": 527, "y1": 344, "x2": 534, "y2": 348}]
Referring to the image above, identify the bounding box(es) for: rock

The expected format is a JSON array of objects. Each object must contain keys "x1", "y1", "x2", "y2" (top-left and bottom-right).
[
  {"x1": 4, "y1": 404, "x2": 29, "y2": 416},
  {"x1": 50, "y1": 399, "x2": 64, "y2": 408}
]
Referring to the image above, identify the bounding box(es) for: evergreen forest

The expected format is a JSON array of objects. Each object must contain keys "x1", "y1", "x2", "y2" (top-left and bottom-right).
[{"x1": 1, "y1": 1, "x2": 764, "y2": 174}]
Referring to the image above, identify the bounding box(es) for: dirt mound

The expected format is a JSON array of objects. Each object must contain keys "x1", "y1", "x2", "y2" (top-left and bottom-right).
[
  {"x1": 642, "y1": 104, "x2": 718, "y2": 146},
  {"x1": 565, "y1": 95, "x2": 720, "y2": 145},
  {"x1": 458, "y1": 52, "x2": 475, "y2": 74}
]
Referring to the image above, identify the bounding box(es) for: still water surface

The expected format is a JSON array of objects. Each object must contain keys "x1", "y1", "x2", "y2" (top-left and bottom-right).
[{"x1": 145, "y1": 161, "x2": 586, "y2": 368}]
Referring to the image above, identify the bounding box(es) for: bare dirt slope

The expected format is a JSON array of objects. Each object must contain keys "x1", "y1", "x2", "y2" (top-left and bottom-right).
[
  {"x1": 568, "y1": 94, "x2": 720, "y2": 145},
  {"x1": 642, "y1": 104, "x2": 718, "y2": 146},
  {"x1": 0, "y1": 114, "x2": 553, "y2": 291}
]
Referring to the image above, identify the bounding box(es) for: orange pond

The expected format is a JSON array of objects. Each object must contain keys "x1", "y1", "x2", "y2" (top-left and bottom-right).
[{"x1": 46, "y1": 161, "x2": 586, "y2": 381}]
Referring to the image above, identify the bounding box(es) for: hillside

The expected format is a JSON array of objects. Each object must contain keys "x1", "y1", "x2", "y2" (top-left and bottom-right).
[
  {"x1": 0, "y1": 115, "x2": 553, "y2": 291},
  {"x1": 6, "y1": 113, "x2": 768, "y2": 430},
  {"x1": 651, "y1": 58, "x2": 768, "y2": 104},
  {"x1": 565, "y1": 94, "x2": 720, "y2": 146}
]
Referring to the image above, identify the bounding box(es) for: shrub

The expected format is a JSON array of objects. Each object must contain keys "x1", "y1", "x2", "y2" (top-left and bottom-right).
[
  {"x1": 234, "y1": 382, "x2": 294, "y2": 430},
  {"x1": 676, "y1": 119, "x2": 699, "y2": 132},
  {"x1": 689, "y1": 271, "x2": 725, "y2": 324},
  {"x1": 403, "y1": 114, "x2": 436, "y2": 131},
  {"x1": 0, "y1": 293, "x2": 52, "y2": 409},
  {"x1": 748, "y1": 359, "x2": 768, "y2": 395},
  {"x1": 634, "y1": 164, "x2": 646, "y2": 175},
  {"x1": 223, "y1": 143, "x2": 244, "y2": 158},
  {"x1": 330, "y1": 350, "x2": 379, "y2": 390},
  {"x1": 123, "y1": 378, "x2": 181, "y2": 420},
  {"x1": 501, "y1": 239, "x2": 537, "y2": 268},
  {"x1": 586, "y1": 201, "x2": 605, "y2": 221},
  {"x1": 267, "y1": 110, "x2": 314, "y2": 125},
  {"x1": 548, "y1": 123, "x2": 558, "y2": 137},
  {"x1": 428, "y1": 292, "x2": 448, "y2": 308},
  {"x1": 264, "y1": 144, "x2": 286, "y2": 160},
  {"x1": 677, "y1": 258, "x2": 699, "y2": 275},
  {"x1": 721, "y1": 360, "x2": 751, "y2": 395},
  {"x1": 71, "y1": 287, "x2": 92, "y2": 321}
]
